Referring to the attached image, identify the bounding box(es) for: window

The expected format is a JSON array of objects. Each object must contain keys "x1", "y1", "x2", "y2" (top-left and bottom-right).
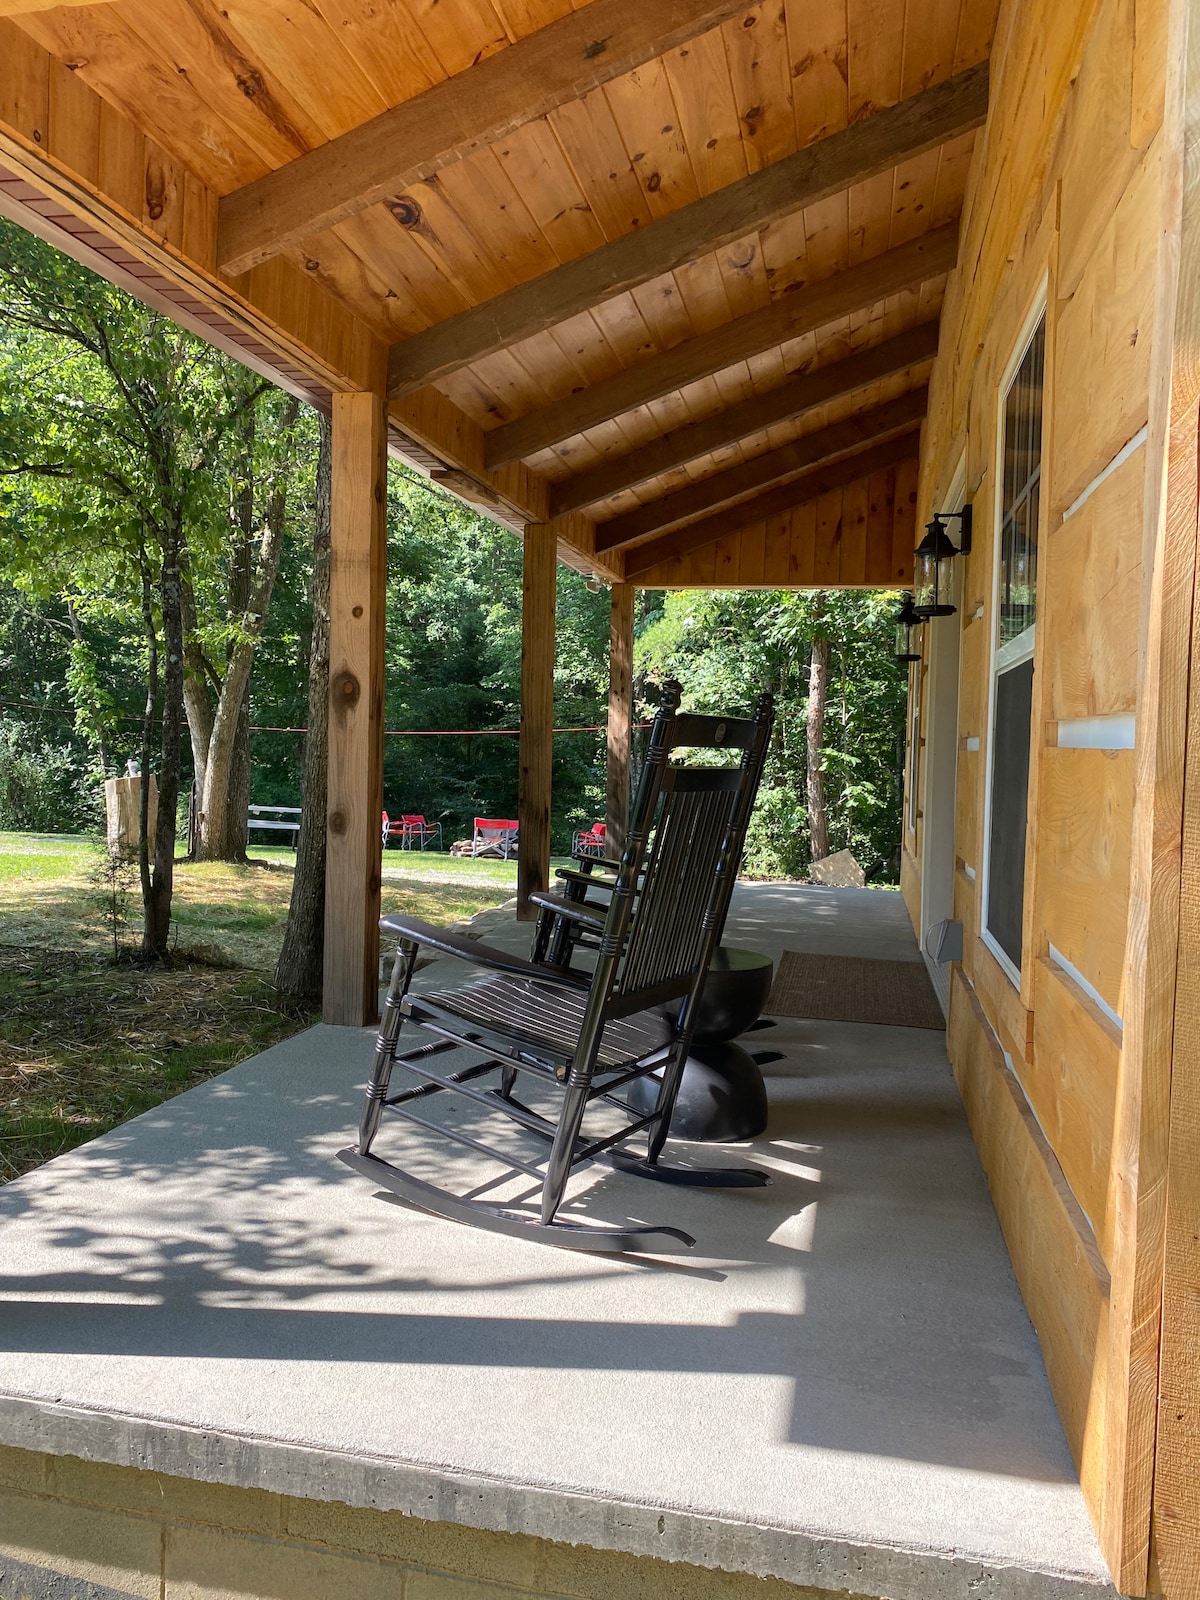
[
  {"x1": 906, "y1": 666, "x2": 920, "y2": 837},
  {"x1": 984, "y1": 314, "x2": 1045, "y2": 979}
]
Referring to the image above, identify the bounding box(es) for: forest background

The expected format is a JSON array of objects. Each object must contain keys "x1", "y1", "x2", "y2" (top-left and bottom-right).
[{"x1": 0, "y1": 216, "x2": 909, "y2": 958}]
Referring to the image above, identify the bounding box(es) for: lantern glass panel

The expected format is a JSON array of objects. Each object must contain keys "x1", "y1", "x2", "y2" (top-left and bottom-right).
[{"x1": 914, "y1": 548, "x2": 938, "y2": 613}]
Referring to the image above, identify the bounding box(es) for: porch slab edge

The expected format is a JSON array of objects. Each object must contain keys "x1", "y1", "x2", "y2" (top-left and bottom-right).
[{"x1": 0, "y1": 1395, "x2": 1120, "y2": 1600}]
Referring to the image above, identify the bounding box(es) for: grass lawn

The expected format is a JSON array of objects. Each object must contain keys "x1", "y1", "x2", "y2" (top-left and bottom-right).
[{"x1": 0, "y1": 831, "x2": 525, "y2": 1184}]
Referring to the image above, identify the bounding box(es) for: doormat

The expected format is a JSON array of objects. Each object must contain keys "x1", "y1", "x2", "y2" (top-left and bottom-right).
[{"x1": 766, "y1": 951, "x2": 946, "y2": 1030}]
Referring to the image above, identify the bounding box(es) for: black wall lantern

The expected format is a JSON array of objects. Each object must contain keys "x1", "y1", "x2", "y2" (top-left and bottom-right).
[
  {"x1": 913, "y1": 505, "x2": 972, "y2": 618},
  {"x1": 894, "y1": 593, "x2": 924, "y2": 662}
]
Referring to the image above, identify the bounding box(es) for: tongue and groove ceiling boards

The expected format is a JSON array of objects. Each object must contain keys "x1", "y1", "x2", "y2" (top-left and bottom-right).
[{"x1": 8, "y1": 0, "x2": 1000, "y2": 584}]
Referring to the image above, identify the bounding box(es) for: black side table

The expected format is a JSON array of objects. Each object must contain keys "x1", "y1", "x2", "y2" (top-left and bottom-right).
[{"x1": 630, "y1": 946, "x2": 776, "y2": 1143}]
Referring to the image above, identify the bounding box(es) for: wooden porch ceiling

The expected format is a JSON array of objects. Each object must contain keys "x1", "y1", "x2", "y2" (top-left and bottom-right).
[{"x1": 3, "y1": 0, "x2": 1001, "y2": 587}]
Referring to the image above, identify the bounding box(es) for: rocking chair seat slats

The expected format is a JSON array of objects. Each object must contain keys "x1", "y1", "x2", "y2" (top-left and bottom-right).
[
  {"x1": 410, "y1": 975, "x2": 674, "y2": 1070},
  {"x1": 379, "y1": 913, "x2": 589, "y2": 990},
  {"x1": 340, "y1": 680, "x2": 776, "y2": 1253}
]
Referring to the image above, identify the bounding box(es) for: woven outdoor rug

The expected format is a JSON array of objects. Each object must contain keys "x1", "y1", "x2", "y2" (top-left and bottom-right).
[{"x1": 766, "y1": 951, "x2": 946, "y2": 1030}]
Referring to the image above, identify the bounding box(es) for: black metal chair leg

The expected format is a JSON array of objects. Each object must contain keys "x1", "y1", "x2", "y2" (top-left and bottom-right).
[
  {"x1": 359, "y1": 939, "x2": 417, "y2": 1154},
  {"x1": 531, "y1": 908, "x2": 553, "y2": 964},
  {"x1": 539, "y1": 1076, "x2": 591, "y2": 1224},
  {"x1": 645, "y1": 1040, "x2": 689, "y2": 1166}
]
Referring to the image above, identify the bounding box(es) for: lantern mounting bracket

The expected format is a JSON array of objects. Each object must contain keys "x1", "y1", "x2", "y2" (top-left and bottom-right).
[{"x1": 929, "y1": 504, "x2": 972, "y2": 555}]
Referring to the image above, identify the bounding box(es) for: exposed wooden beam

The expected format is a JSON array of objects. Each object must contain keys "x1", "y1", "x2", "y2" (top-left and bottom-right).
[
  {"x1": 624, "y1": 431, "x2": 920, "y2": 578},
  {"x1": 485, "y1": 223, "x2": 958, "y2": 467},
  {"x1": 390, "y1": 67, "x2": 992, "y2": 398},
  {"x1": 217, "y1": 0, "x2": 750, "y2": 277},
  {"x1": 598, "y1": 389, "x2": 927, "y2": 552},
  {"x1": 386, "y1": 65, "x2": 986, "y2": 397},
  {"x1": 551, "y1": 321, "x2": 940, "y2": 516}
]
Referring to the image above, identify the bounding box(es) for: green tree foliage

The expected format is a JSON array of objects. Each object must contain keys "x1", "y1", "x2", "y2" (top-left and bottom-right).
[
  {"x1": 636, "y1": 587, "x2": 906, "y2": 878},
  {"x1": 0, "y1": 219, "x2": 312, "y2": 947},
  {"x1": 0, "y1": 223, "x2": 907, "y2": 905},
  {"x1": 244, "y1": 466, "x2": 614, "y2": 851}
]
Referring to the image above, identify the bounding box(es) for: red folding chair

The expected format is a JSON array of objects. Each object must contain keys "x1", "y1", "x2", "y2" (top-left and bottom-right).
[
  {"x1": 401, "y1": 814, "x2": 442, "y2": 851},
  {"x1": 472, "y1": 818, "x2": 518, "y2": 860},
  {"x1": 572, "y1": 821, "x2": 607, "y2": 858}
]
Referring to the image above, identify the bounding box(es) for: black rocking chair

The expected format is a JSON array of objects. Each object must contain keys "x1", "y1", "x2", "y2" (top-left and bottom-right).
[{"x1": 338, "y1": 681, "x2": 775, "y2": 1253}]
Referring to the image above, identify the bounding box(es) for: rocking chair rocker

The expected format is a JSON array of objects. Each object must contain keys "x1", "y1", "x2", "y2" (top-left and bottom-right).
[{"x1": 338, "y1": 682, "x2": 775, "y2": 1253}]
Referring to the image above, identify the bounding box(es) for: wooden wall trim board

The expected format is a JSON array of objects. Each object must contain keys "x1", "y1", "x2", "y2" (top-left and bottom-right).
[
  {"x1": 1146, "y1": 4, "x2": 1200, "y2": 1591},
  {"x1": 483, "y1": 224, "x2": 960, "y2": 469},
  {"x1": 323, "y1": 392, "x2": 388, "y2": 1027},
  {"x1": 1153, "y1": 427, "x2": 1200, "y2": 1600},
  {"x1": 384, "y1": 67, "x2": 987, "y2": 397},
  {"x1": 624, "y1": 434, "x2": 919, "y2": 578},
  {"x1": 217, "y1": 0, "x2": 753, "y2": 278},
  {"x1": 597, "y1": 391, "x2": 927, "y2": 553},
  {"x1": 550, "y1": 322, "x2": 941, "y2": 519}
]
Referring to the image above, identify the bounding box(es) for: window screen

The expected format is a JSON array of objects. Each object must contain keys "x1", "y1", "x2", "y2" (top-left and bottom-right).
[
  {"x1": 986, "y1": 316, "x2": 1045, "y2": 975},
  {"x1": 998, "y1": 322, "x2": 1044, "y2": 647},
  {"x1": 986, "y1": 658, "x2": 1034, "y2": 968}
]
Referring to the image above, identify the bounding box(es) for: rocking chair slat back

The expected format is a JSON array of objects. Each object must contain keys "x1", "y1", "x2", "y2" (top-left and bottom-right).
[
  {"x1": 576, "y1": 684, "x2": 775, "y2": 1027},
  {"x1": 617, "y1": 770, "x2": 742, "y2": 1001}
]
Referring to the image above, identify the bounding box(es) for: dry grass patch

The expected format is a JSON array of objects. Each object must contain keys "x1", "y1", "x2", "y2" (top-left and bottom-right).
[
  {"x1": 0, "y1": 833, "x2": 511, "y2": 1182},
  {"x1": 0, "y1": 947, "x2": 311, "y2": 1182}
]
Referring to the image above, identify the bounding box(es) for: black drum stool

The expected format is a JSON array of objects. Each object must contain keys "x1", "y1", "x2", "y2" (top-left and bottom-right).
[{"x1": 629, "y1": 947, "x2": 777, "y2": 1143}]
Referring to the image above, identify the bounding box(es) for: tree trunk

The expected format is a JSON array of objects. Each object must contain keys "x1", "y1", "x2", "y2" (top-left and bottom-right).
[
  {"x1": 145, "y1": 515, "x2": 185, "y2": 958},
  {"x1": 274, "y1": 410, "x2": 331, "y2": 1004},
  {"x1": 225, "y1": 684, "x2": 251, "y2": 858},
  {"x1": 194, "y1": 395, "x2": 298, "y2": 862},
  {"x1": 806, "y1": 610, "x2": 830, "y2": 867},
  {"x1": 136, "y1": 550, "x2": 158, "y2": 933}
]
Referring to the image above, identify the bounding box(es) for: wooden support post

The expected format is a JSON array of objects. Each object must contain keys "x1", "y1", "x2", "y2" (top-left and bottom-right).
[
  {"x1": 323, "y1": 391, "x2": 387, "y2": 1025},
  {"x1": 517, "y1": 523, "x2": 556, "y2": 921},
  {"x1": 607, "y1": 584, "x2": 635, "y2": 859}
]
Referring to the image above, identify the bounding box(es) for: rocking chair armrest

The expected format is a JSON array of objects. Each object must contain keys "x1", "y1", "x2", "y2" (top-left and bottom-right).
[
  {"x1": 568, "y1": 854, "x2": 624, "y2": 873},
  {"x1": 527, "y1": 891, "x2": 607, "y2": 931},
  {"x1": 555, "y1": 865, "x2": 618, "y2": 891},
  {"x1": 379, "y1": 914, "x2": 590, "y2": 989}
]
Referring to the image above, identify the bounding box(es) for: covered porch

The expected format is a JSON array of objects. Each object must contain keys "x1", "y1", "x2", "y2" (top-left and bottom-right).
[
  {"x1": 2, "y1": 0, "x2": 1199, "y2": 1590},
  {"x1": 0, "y1": 883, "x2": 1116, "y2": 1600}
]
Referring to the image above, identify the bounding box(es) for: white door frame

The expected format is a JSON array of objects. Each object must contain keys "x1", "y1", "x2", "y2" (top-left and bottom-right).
[{"x1": 919, "y1": 453, "x2": 967, "y2": 1012}]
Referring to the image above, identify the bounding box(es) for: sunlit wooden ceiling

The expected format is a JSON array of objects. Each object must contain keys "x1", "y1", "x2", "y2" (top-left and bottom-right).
[{"x1": 8, "y1": 0, "x2": 999, "y2": 577}]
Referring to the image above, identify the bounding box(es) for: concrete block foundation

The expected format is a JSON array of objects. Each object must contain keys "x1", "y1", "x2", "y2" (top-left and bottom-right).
[{"x1": 0, "y1": 1445, "x2": 857, "y2": 1600}]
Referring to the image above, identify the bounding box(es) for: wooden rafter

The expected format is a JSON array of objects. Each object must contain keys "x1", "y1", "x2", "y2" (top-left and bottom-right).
[
  {"x1": 551, "y1": 321, "x2": 940, "y2": 516},
  {"x1": 484, "y1": 223, "x2": 958, "y2": 468},
  {"x1": 216, "y1": 0, "x2": 750, "y2": 277},
  {"x1": 385, "y1": 64, "x2": 986, "y2": 397},
  {"x1": 596, "y1": 388, "x2": 928, "y2": 551},
  {"x1": 624, "y1": 431, "x2": 920, "y2": 579}
]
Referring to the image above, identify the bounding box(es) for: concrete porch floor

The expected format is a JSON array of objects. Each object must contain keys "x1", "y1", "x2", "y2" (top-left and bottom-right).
[{"x1": 0, "y1": 885, "x2": 1117, "y2": 1600}]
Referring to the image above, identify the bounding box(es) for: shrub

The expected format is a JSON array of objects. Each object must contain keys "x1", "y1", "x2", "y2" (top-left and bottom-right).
[
  {"x1": 0, "y1": 723, "x2": 101, "y2": 833},
  {"x1": 742, "y1": 784, "x2": 810, "y2": 880}
]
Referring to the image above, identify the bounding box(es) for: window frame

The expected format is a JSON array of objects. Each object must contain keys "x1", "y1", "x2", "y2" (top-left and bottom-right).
[{"x1": 980, "y1": 285, "x2": 1048, "y2": 989}]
